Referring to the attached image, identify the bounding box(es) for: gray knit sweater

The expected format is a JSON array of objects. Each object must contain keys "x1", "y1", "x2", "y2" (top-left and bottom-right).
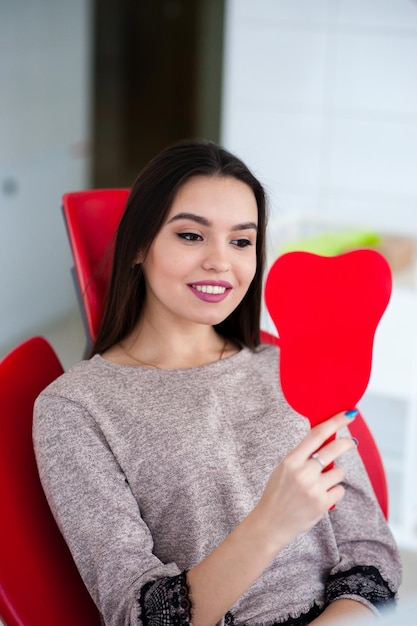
[{"x1": 33, "y1": 344, "x2": 401, "y2": 626}]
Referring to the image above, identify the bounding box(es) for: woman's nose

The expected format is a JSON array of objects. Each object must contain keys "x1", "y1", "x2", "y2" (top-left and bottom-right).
[{"x1": 201, "y1": 244, "x2": 230, "y2": 273}]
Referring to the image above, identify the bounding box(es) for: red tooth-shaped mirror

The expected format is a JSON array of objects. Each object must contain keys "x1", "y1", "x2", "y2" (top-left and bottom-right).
[{"x1": 264, "y1": 249, "x2": 392, "y2": 427}]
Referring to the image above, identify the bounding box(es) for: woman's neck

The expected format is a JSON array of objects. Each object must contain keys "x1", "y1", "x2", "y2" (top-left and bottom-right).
[{"x1": 102, "y1": 320, "x2": 239, "y2": 370}]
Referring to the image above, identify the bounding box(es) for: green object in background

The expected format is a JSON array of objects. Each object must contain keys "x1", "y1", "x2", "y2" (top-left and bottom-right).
[{"x1": 280, "y1": 229, "x2": 381, "y2": 256}]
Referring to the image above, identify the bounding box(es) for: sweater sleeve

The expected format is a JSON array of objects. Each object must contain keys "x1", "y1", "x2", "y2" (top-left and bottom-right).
[
  {"x1": 33, "y1": 391, "x2": 192, "y2": 626},
  {"x1": 325, "y1": 429, "x2": 402, "y2": 615}
]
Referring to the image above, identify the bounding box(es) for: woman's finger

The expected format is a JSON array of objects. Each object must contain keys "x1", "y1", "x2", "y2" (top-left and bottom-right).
[
  {"x1": 308, "y1": 435, "x2": 358, "y2": 471},
  {"x1": 295, "y1": 409, "x2": 358, "y2": 461},
  {"x1": 316, "y1": 464, "x2": 346, "y2": 491}
]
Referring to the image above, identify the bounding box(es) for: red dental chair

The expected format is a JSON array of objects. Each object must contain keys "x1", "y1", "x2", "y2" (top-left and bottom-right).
[
  {"x1": 62, "y1": 188, "x2": 130, "y2": 346},
  {"x1": 0, "y1": 336, "x2": 102, "y2": 626}
]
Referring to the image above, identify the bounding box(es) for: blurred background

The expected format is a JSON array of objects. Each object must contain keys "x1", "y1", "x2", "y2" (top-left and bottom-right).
[
  {"x1": 1, "y1": 0, "x2": 417, "y2": 600},
  {"x1": 0, "y1": 0, "x2": 225, "y2": 356}
]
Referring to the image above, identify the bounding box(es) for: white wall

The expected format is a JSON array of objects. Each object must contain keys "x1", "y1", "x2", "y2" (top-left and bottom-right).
[
  {"x1": 0, "y1": 0, "x2": 92, "y2": 354},
  {"x1": 221, "y1": 0, "x2": 417, "y2": 234}
]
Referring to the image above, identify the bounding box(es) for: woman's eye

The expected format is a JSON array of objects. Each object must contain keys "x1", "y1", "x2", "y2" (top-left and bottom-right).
[
  {"x1": 177, "y1": 232, "x2": 203, "y2": 242},
  {"x1": 231, "y1": 238, "x2": 253, "y2": 248}
]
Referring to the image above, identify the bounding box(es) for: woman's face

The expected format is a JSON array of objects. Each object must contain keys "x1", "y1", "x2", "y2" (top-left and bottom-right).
[{"x1": 139, "y1": 175, "x2": 258, "y2": 329}]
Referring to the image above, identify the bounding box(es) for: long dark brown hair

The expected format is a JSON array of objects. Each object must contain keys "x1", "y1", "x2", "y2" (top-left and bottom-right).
[{"x1": 91, "y1": 139, "x2": 268, "y2": 356}]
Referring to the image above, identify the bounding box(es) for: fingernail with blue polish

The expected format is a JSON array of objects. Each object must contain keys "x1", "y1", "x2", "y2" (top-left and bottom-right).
[
  {"x1": 345, "y1": 409, "x2": 358, "y2": 419},
  {"x1": 351, "y1": 437, "x2": 359, "y2": 446}
]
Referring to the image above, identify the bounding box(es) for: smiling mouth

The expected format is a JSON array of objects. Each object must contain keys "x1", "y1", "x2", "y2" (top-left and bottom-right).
[
  {"x1": 188, "y1": 282, "x2": 232, "y2": 302},
  {"x1": 191, "y1": 284, "x2": 226, "y2": 295}
]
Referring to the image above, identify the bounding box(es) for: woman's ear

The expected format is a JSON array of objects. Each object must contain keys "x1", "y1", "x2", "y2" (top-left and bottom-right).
[{"x1": 133, "y1": 250, "x2": 145, "y2": 266}]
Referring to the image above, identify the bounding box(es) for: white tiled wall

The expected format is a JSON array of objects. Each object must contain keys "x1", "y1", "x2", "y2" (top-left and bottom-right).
[
  {"x1": 221, "y1": 0, "x2": 417, "y2": 550},
  {"x1": 221, "y1": 0, "x2": 417, "y2": 234}
]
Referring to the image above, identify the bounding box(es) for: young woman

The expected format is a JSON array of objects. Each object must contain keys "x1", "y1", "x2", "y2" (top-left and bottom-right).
[{"x1": 34, "y1": 140, "x2": 401, "y2": 626}]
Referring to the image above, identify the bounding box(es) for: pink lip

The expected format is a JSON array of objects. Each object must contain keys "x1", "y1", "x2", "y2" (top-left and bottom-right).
[
  {"x1": 187, "y1": 280, "x2": 233, "y2": 303},
  {"x1": 190, "y1": 280, "x2": 233, "y2": 288}
]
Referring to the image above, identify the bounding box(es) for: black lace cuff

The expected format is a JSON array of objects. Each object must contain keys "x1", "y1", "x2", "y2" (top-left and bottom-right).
[
  {"x1": 139, "y1": 571, "x2": 193, "y2": 625},
  {"x1": 325, "y1": 565, "x2": 396, "y2": 609},
  {"x1": 225, "y1": 603, "x2": 323, "y2": 626}
]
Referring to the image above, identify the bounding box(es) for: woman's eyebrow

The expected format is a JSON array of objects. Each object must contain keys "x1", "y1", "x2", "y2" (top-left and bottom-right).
[
  {"x1": 167, "y1": 212, "x2": 210, "y2": 226},
  {"x1": 167, "y1": 212, "x2": 258, "y2": 231},
  {"x1": 232, "y1": 221, "x2": 258, "y2": 232}
]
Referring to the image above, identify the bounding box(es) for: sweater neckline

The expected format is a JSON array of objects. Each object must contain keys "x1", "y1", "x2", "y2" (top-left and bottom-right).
[{"x1": 93, "y1": 344, "x2": 254, "y2": 376}]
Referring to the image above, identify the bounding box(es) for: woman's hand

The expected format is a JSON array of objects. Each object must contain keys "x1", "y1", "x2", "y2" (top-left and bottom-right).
[
  {"x1": 188, "y1": 410, "x2": 358, "y2": 626},
  {"x1": 309, "y1": 598, "x2": 374, "y2": 625},
  {"x1": 253, "y1": 410, "x2": 358, "y2": 552}
]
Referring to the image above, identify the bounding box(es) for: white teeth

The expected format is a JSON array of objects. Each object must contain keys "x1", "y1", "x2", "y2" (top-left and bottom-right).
[{"x1": 193, "y1": 284, "x2": 226, "y2": 294}]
